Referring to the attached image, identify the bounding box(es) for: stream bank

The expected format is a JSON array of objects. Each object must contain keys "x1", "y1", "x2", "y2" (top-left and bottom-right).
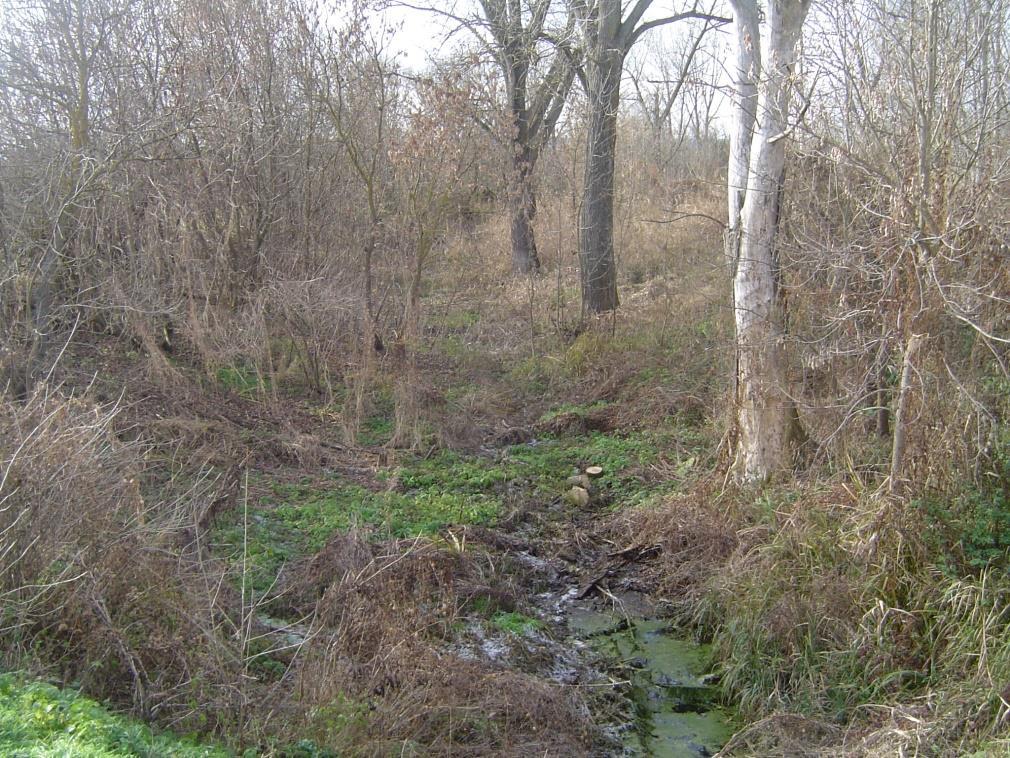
[{"x1": 564, "y1": 592, "x2": 734, "y2": 756}]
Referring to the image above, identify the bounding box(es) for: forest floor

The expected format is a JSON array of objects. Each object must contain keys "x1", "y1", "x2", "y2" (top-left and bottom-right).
[
  {"x1": 11, "y1": 241, "x2": 1007, "y2": 756},
  {"x1": 5, "y1": 261, "x2": 742, "y2": 756}
]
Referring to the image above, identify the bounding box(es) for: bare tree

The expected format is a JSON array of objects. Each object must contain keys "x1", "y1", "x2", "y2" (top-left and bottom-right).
[
  {"x1": 723, "y1": 0, "x2": 759, "y2": 274},
  {"x1": 626, "y1": 18, "x2": 715, "y2": 168},
  {"x1": 400, "y1": 0, "x2": 577, "y2": 273},
  {"x1": 297, "y1": 4, "x2": 403, "y2": 435},
  {"x1": 481, "y1": 0, "x2": 578, "y2": 273},
  {"x1": 0, "y1": 0, "x2": 132, "y2": 391},
  {"x1": 727, "y1": 0, "x2": 812, "y2": 482},
  {"x1": 573, "y1": 0, "x2": 726, "y2": 313},
  {"x1": 386, "y1": 70, "x2": 486, "y2": 448},
  {"x1": 792, "y1": 0, "x2": 1010, "y2": 490}
]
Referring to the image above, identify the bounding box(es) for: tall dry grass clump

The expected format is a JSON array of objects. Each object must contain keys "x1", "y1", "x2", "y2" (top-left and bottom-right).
[
  {"x1": 613, "y1": 473, "x2": 1010, "y2": 755},
  {"x1": 0, "y1": 390, "x2": 247, "y2": 733}
]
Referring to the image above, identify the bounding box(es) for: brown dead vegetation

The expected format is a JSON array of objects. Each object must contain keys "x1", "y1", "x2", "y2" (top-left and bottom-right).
[
  {"x1": 287, "y1": 535, "x2": 594, "y2": 755},
  {"x1": 0, "y1": 391, "x2": 246, "y2": 731},
  {"x1": 0, "y1": 387, "x2": 600, "y2": 754}
]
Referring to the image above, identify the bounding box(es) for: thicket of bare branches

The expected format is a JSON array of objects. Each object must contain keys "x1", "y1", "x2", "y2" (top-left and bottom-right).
[
  {"x1": 2, "y1": 0, "x2": 1010, "y2": 750},
  {"x1": 784, "y1": 0, "x2": 1010, "y2": 490},
  {"x1": 0, "y1": 0, "x2": 496, "y2": 428}
]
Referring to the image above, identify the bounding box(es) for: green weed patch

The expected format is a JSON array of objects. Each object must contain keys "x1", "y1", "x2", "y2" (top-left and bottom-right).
[
  {"x1": 491, "y1": 611, "x2": 543, "y2": 635},
  {"x1": 0, "y1": 674, "x2": 228, "y2": 757},
  {"x1": 505, "y1": 430, "x2": 686, "y2": 506},
  {"x1": 214, "y1": 428, "x2": 689, "y2": 595},
  {"x1": 214, "y1": 479, "x2": 499, "y2": 594},
  {"x1": 537, "y1": 401, "x2": 611, "y2": 424}
]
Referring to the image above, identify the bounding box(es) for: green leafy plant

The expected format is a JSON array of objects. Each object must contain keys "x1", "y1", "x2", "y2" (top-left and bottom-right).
[
  {"x1": 491, "y1": 611, "x2": 542, "y2": 635},
  {"x1": 0, "y1": 674, "x2": 229, "y2": 757}
]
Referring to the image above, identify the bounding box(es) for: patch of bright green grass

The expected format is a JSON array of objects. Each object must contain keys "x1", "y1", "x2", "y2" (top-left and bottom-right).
[
  {"x1": 430, "y1": 309, "x2": 480, "y2": 331},
  {"x1": 505, "y1": 430, "x2": 685, "y2": 506},
  {"x1": 354, "y1": 384, "x2": 396, "y2": 446},
  {"x1": 398, "y1": 451, "x2": 509, "y2": 493},
  {"x1": 215, "y1": 472, "x2": 501, "y2": 594},
  {"x1": 491, "y1": 611, "x2": 543, "y2": 635},
  {"x1": 405, "y1": 429, "x2": 690, "y2": 508},
  {"x1": 215, "y1": 427, "x2": 698, "y2": 595},
  {"x1": 0, "y1": 674, "x2": 228, "y2": 757}
]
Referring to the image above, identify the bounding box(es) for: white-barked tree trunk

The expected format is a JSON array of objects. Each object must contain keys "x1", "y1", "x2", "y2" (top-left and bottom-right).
[{"x1": 729, "y1": 0, "x2": 811, "y2": 483}]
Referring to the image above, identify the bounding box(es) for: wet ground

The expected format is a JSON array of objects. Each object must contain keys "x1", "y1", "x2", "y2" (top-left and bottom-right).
[
  {"x1": 562, "y1": 590, "x2": 734, "y2": 757},
  {"x1": 451, "y1": 557, "x2": 734, "y2": 756}
]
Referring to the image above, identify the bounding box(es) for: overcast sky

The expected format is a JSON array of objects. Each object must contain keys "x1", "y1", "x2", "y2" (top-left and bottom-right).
[{"x1": 376, "y1": 0, "x2": 736, "y2": 134}]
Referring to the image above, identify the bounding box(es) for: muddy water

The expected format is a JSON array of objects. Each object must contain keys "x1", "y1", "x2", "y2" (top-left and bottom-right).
[{"x1": 566, "y1": 597, "x2": 734, "y2": 757}]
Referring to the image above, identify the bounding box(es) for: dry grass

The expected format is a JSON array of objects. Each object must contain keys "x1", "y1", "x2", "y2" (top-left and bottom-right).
[
  {"x1": 612, "y1": 472, "x2": 1010, "y2": 756},
  {"x1": 0, "y1": 390, "x2": 248, "y2": 732},
  {"x1": 278, "y1": 534, "x2": 596, "y2": 755},
  {"x1": 0, "y1": 389, "x2": 599, "y2": 754}
]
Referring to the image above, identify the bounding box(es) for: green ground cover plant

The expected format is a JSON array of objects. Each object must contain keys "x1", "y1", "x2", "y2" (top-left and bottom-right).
[{"x1": 0, "y1": 675, "x2": 228, "y2": 758}]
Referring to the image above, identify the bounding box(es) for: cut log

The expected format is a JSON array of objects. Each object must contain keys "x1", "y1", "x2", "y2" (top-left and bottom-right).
[{"x1": 585, "y1": 465, "x2": 604, "y2": 478}]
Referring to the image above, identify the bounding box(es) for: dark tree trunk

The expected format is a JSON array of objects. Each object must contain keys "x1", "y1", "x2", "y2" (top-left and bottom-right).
[
  {"x1": 509, "y1": 150, "x2": 540, "y2": 273},
  {"x1": 480, "y1": 0, "x2": 574, "y2": 274},
  {"x1": 579, "y1": 49, "x2": 622, "y2": 314}
]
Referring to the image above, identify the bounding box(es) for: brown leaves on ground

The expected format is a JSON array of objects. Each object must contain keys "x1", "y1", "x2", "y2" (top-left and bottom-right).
[{"x1": 284, "y1": 533, "x2": 597, "y2": 755}]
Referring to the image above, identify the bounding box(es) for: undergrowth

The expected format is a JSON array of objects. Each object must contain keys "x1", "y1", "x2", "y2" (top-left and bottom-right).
[
  {"x1": 214, "y1": 477, "x2": 500, "y2": 593},
  {"x1": 213, "y1": 427, "x2": 702, "y2": 596},
  {"x1": 0, "y1": 674, "x2": 228, "y2": 757},
  {"x1": 619, "y1": 465, "x2": 1010, "y2": 755}
]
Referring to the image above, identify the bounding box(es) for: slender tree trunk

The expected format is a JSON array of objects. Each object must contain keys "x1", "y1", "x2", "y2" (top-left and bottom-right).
[
  {"x1": 344, "y1": 224, "x2": 379, "y2": 444},
  {"x1": 391, "y1": 237, "x2": 428, "y2": 451},
  {"x1": 725, "y1": 1, "x2": 760, "y2": 275},
  {"x1": 509, "y1": 149, "x2": 541, "y2": 273},
  {"x1": 867, "y1": 342, "x2": 891, "y2": 438},
  {"x1": 576, "y1": 1, "x2": 724, "y2": 313},
  {"x1": 889, "y1": 333, "x2": 922, "y2": 494},
  {"x1": 483, "y1": 0, "x2": 574, "y2": 274},
  {"x1": 579, "y1": 48, "x2": 622, "y2": 314},
  {"x1": 732, "y1": 0, "x2": 810, "y2": 483}
]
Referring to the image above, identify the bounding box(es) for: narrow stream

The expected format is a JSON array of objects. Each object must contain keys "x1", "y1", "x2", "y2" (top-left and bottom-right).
[{"x1": 565, "y1": 594, "x2": 734, "y2": 757}]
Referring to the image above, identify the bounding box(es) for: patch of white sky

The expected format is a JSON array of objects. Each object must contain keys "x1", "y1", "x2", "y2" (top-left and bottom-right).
[
  {"x1": 371, "y1": 0, "x2": 738, "y2": 135},
  {"x1": 376, "y1": 3, "x2": 465, "y2": 71}
]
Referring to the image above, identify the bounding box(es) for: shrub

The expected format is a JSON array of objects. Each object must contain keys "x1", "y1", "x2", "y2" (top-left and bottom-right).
[{"x1": 0, "y1": 391, "x2": 245, "y2": 736}]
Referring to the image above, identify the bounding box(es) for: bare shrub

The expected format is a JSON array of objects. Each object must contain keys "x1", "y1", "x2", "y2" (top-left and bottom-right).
[{"x1": 0, "y1": 391, "x2": 245, "y2": 732}]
